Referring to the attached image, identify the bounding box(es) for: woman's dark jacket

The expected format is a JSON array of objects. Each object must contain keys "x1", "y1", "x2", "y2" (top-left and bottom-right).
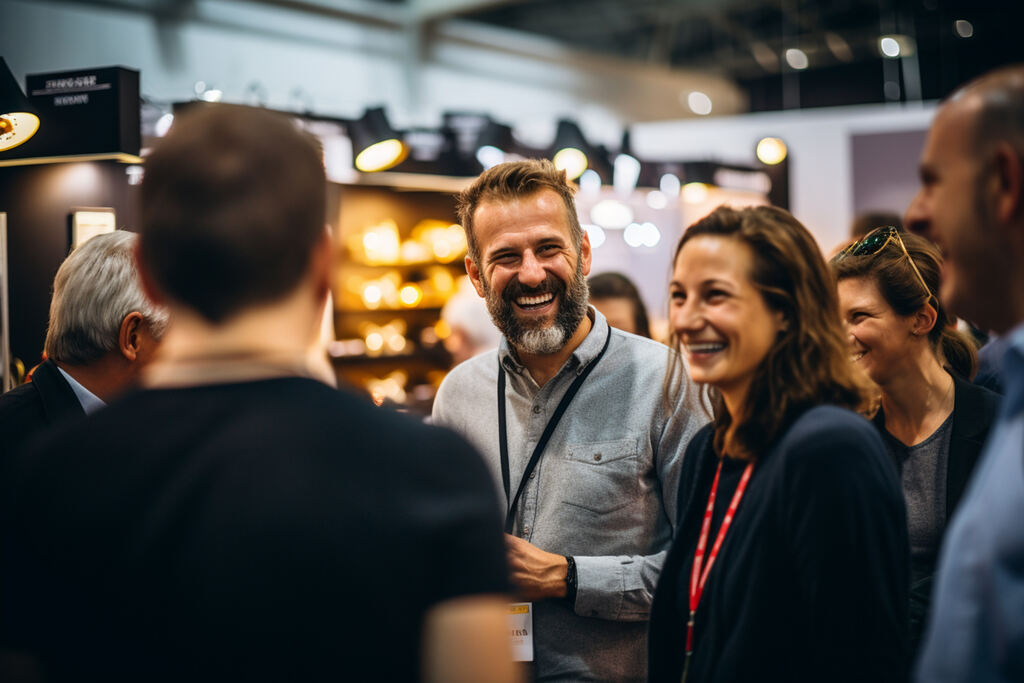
[{"x1": 648, "y1": 405, "x2": 909, "y2": 683}]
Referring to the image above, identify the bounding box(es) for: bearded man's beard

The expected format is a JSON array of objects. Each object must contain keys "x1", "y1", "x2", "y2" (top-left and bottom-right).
[{"x1": 481, "y1": 258, "x2": 589, "y2": 355}]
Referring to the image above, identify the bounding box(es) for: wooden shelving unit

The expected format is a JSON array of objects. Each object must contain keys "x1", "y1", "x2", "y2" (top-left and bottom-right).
[{"x1": 328, "y1": 180, "x2": 473, "y2": 414}]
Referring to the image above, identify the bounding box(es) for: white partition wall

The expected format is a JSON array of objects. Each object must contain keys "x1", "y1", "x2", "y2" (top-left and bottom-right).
[{"x1": 634, "y1": 102, "x2": 938, "y2": 254}]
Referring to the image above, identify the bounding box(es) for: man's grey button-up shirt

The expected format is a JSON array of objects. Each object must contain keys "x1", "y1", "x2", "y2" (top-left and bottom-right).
[{"x1": 433, "y1": 309, "x2": 710, "y2": 681}]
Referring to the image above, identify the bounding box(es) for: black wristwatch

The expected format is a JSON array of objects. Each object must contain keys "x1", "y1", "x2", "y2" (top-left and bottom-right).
[{"x1": 564, "y1": 555, "x2": 578, "y2": 606}]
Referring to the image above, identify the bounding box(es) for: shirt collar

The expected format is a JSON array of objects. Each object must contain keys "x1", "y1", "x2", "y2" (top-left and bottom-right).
[
  {"x1": 1000, "y1": 320, "x2": 1024, "y2": 416},
  {"x1": 1006, "y1": 320, "x2": 1024, "y2": 357},
  {"x1": 498, "y1": 306, "x2": 608, "y2": 377},
  {"x1": 56, "y1": 366, "x2": 106, "y2": 415}
]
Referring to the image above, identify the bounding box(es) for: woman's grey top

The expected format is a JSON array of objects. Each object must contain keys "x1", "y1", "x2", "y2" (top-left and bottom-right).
[{"x1": 880, "y1": 412, "x2": 954, "y2": 560}]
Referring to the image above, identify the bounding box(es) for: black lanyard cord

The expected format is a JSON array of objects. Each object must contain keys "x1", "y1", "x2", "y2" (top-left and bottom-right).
[{"x1": 498, "y1": 326, "x2": 612, "y2": 534}]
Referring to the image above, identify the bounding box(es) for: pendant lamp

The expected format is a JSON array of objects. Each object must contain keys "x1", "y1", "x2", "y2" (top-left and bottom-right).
[
  {"x1": 0, "y1": 58, "x2": 40, "y2": 152},
  {"x1": 348, "y1": 107, "x2": 408, "y2": 173},
  {"x1": 552, "y1": 119, "x2": 589, "y2": 180}
]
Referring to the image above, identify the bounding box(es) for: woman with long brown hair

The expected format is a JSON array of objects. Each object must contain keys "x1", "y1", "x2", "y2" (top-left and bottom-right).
[
  {"x1": 648, "y1": 206, "x2": 909, "y2": 682},
  {"x1": 832, "y1": 227, "x2": 1000, "y2": 652}
]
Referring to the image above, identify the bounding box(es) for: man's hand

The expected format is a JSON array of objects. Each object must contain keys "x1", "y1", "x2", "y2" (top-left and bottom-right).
[{"x1": 505, "y1": 534, "x2": 569, "y2": 601}]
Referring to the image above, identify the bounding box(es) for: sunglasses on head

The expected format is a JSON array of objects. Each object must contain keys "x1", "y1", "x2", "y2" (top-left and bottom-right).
[{"x1": 832, "y1": 226, "x2": 934, "y2": 303}]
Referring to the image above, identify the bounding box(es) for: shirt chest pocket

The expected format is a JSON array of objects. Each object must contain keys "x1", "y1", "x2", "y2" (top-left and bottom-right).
[{"x1": 561, "y1": 438, "x2": 640, "y2": 514}]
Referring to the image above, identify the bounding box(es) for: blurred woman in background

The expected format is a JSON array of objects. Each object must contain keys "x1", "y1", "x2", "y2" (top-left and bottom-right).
[
  {"x1": 588, "y1": 271, "x2": 652, "y2": 338},
  {"x1": 649, "y1": 205, "x2": 908, "y2": 683},
  {"x1": 832, "y1": 227, "x2": 1000, "y2": 652}
]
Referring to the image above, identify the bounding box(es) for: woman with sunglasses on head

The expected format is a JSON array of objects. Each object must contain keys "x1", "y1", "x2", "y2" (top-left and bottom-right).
[
  {"x1": 831, "y1": 226, "x2": 1000, "y2": 653},
  {"x1": 648, "y1": 206, "x2": 909, "y2": 683}
]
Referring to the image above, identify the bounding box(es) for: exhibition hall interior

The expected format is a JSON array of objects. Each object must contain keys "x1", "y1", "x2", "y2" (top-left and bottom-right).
[
  {"x1": 0, "y1": 0, "x2": 1020, "y2": 404},
  {"x1": 5, "y1": 2, "x2": 1024, "y2": 681}
]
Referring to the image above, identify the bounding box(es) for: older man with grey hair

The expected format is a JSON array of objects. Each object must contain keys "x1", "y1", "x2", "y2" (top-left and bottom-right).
[{"x1": 0, "y1": 230, "x2": 167, "y2": 456}]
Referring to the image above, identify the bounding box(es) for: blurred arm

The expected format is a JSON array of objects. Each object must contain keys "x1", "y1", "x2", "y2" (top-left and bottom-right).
[{"x1": 422, "y1": 594, "x2": 522, "y2": 683}]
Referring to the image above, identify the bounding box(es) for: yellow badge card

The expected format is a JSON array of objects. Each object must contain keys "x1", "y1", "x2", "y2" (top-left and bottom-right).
[{"x1": 507, "y1": 602, "x2": 534, "y2": 662}]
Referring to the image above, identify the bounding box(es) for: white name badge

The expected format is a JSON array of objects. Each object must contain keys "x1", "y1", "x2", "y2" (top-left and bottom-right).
[{"x1": 507, "y1": 602, "x2": 534, "y2": 662}]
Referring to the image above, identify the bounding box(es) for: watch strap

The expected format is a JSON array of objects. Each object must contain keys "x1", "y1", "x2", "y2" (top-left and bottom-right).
[{"x1": 564, "y1": 555, "x2": 578, "y2": 606}]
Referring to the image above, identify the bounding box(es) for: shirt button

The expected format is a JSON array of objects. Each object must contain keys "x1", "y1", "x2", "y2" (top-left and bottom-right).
[
  {"x1": 533, "y1": 405, "x2": 542, "y2": 414},
  {"x1": 523, "y1": 526, "x2": 531, "y2": 534},
  {"x1": 529, "y1": 472, "x2": 536, "y2": 479},
  {"x1": 593, "y1": 453, "x2": 602, "y2": 462}
]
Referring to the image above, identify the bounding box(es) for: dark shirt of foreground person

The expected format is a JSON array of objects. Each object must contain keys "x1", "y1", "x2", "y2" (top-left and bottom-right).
[{"x1": 0, "y1": 103, "x2": 516, "y2": 683}]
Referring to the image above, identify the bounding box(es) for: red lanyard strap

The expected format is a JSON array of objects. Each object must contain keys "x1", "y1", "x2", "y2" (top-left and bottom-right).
[{"x1": 686, "y1": 459, "x2": 754, "y2": 659}]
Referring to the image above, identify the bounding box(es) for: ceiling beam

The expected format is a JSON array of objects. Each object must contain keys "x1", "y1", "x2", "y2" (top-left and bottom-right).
[
  {"x1": 248, "y1": 0, "x2": 406, "y2": 28},
  {"x1": 235, "y1": 0, "x2": 529, "y2": 27},
  {"x1": 409, "y1": 0, "x2": 531, "y2": 23}
]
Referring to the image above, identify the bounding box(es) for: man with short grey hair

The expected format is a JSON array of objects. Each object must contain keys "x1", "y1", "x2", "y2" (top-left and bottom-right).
[
  {"x1": 433, "y1": 159, "x2": 708, "y2": 681},
  {"x1": 0, "y1": 230, "x2": 167, "y2": 455}
]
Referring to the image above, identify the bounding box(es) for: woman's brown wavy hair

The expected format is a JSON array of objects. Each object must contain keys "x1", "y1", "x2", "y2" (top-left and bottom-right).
[{"x1": 666, "y1": 205, "x2": 871, "y2": 461}]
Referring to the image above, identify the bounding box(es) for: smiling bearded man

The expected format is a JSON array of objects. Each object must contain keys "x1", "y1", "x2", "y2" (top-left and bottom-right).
[
  {"x1": 481, "y1": 256, "x2": 589, "y2": 356},
  {"x1": 432, "y1": 159, "x2": 710, "y2": 682}
]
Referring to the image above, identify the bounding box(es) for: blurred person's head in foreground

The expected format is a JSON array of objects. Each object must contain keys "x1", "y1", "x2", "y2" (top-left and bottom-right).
[
  {"x1": 905, "y1": 64, "x2": 1024, "y2": 335},
  {"x1": 588, "y1": 271, "x2": 651, "y2": 338},
  {"x1": 44, "y1": 230, "x2": 168, "y2": 400},
  {"x1": 1, "y1": 105, "x2": 519, "y2": 683},
  {"x1": 669, "y1": 205, "x2": 868, "y2": 459},
  {"x1": 902, "y1": 66, "x2": 1024, "y2": 683},
  {"x1": 138, "y1": 103, "x2": 331, "y2": 375}
]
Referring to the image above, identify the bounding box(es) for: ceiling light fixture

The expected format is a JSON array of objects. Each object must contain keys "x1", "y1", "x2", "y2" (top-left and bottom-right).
[
  {"x1": 584, "y1": 224, "x2": 606, "y2": 248},
  {"x1": 660, "y1": 173, "x2": 681, "y2": 197},
  {"x1": 879, "y1": 36, "x2": 901, "y2": 58},
  {"x1": 348, "y1": 107, "x2": 409, "y2": 173},
  {"x1": 476, "y1": 145, "x2": 504, "y2": 170},
  {"x1": 590, "y1": 199, "x2": 633, "y2": 229},
  {"x1": 825, "y1": 33, "x2": 853, "y2": 62},
  {"x1": 0, "y1": 57, "x2": 40, "y2": 152},
  {"x1": 613, "y1": 129, "x2": 641, "y2": 195},
  {"x1": 552, "y1": 119, "x2": 589, "y2": 180},
  {"x1": 624, "y1": 222, "x2": 660, "y2": 248},
  {"x1": 579, "y1": 169, "x2": 602, "y2": 196},
  {"x1": 193, "y1": 80, "x2": 224, "y2": 103},
  {"x1": 785, "y1": 48, "x2": 809, "y2": 70},
  {"x1": 154, "y1": 112, "x2": 175, "y2": 137},
  {"x1": 682, "y1": 182, "x2": 710, "y2": 204},
  {"x1": 755, "y1": 137, "x2": 788, "y2": 165},
  {"x1": 751, "y1": 42, "x2": 779, "y2": 71},
  {"x1": 686, "y1": 91, "x2": 713, "y2": 116},
  {"x1": 646, "y1": 190, "x2": 668, "y2": 210},
  {"x1": 474, "y1": 119, "x2": 512, "y2": 170},
  {"x1": 879, "y1": 35, "x2": 915, "y2": 58}
]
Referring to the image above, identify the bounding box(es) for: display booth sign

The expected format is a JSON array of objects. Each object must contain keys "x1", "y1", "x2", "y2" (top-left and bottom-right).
[{"x1": 0, "y1": 66, "x2": 140, "y2": 163}]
